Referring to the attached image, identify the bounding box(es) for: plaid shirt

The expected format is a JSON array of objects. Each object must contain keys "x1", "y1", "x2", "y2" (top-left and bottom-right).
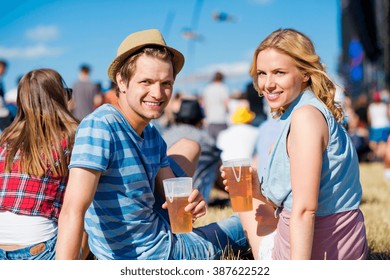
[{"x1": 0, "y1": 141, "x2": 69, "y2": 221}]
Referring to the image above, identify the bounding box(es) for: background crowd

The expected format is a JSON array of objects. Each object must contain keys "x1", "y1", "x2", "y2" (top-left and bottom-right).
[{"x1": 2, "y1": 56, "x2": 390, "y2": 199}]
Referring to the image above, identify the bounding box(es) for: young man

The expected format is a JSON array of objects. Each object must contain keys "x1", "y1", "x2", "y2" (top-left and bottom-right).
[{"x1": 56, "y1": 29, "x2": 248, "y2": 260}]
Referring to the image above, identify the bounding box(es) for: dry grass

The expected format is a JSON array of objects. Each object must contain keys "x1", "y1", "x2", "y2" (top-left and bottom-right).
[
  {"x1": 196, "y1": 162, "x2": 390, "y2": 260},
  {"x1": 359, "y1": 162, "x2": 390, "y2": 260}
]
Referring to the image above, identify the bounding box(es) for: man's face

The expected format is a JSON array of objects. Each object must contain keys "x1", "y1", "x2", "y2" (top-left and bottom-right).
[{"x1": 118, "y1": 54, "x2": 174, "y2": 131}]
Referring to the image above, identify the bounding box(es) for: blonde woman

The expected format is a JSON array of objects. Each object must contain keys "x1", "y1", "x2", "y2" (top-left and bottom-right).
[
  {"x1": 223, "y1": 28, "x2": 368, "y2": 260},
  {"x1": 0, "y1": 68, "x2": 78, "y2": 259}
]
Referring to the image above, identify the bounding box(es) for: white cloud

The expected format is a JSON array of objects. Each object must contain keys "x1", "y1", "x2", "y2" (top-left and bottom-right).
[
  {"x1": 0, "y1": 25, "x2": 63, "y2": 59},
  {"x1": 0, "y1": 44, "x2": 64, "y2": 59},
  {"x1": 26, "y1": 25, "x2": 60, "y2": 41}
]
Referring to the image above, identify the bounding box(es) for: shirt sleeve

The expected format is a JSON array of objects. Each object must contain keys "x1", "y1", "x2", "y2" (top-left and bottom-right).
[{"x1": 69, "y1": 116, "x2": 112, "y2": 171}]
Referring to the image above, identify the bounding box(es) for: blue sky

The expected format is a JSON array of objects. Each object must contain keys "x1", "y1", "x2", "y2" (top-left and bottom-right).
[{"x1": 0, "y1": 0, "x2": 341, "y2": 95}]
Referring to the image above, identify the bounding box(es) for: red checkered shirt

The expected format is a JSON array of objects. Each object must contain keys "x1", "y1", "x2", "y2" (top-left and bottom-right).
[{"x1": 0, "y1": 141, "x2": 69, "y2": 221}]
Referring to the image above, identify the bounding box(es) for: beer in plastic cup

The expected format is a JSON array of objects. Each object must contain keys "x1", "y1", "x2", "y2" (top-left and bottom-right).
[
  {"x1": 223, "y1": 158, "x2": 253, "y2": 212},
  {"x1": 163, "y1": 177, "x2": 193, "y2": 233}
]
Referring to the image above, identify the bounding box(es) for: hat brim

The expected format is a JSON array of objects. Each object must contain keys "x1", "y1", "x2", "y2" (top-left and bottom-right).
[{"x1": 107, "y1": 43, "x2": 184, "y2": 83}]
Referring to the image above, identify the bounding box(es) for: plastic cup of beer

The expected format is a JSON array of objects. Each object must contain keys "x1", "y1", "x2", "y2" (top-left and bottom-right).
[
  {"x1": 163, "y1": 177, "x2": 193, "y2": 234},
  {"x1": 223, "y1": 158, "x2": 253, "y2": 212}
]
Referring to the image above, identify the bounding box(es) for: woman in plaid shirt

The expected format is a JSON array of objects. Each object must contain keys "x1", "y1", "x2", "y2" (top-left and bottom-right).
[{"x1": 0, "y1": 68, "x2": 79, "y2": 260}]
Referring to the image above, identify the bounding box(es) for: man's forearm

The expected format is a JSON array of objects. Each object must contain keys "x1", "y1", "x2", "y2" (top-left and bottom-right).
[{"x1": 56, "y1": 212, "x2": 85, "y2": 260}]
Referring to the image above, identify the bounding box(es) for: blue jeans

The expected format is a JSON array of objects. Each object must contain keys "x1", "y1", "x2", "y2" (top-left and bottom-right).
[
  {"x1": 154, "y1": 195, "x2": 248, "y2": 260},
  {"x1": 169, "y1": 215, "x2": 248, "y2": 259},
  {"x1": 166, "y1": 157, "x2": 249, "y2": 259},
  {"x1": 0, "y1": 235, "x2": 57, "y2": 260}
]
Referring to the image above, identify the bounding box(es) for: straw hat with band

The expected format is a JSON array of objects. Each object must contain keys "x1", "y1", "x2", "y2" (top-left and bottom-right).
[{"x1": 107, "y1": 29, "x2": 185, "y2": 83}]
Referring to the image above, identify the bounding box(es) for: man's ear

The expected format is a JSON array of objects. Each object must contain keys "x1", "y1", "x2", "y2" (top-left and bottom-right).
[{"x1": 116, "y1": 73, "x2": 125, "y2": 93}]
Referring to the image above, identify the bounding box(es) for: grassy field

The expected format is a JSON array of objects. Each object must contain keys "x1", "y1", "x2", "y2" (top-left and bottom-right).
[
  {"x1": 196, "y1": 162, "x2": 390, "y2": 260},
  {"x1": 359, "y1": 162, "x2": 390, "y2": 259}
]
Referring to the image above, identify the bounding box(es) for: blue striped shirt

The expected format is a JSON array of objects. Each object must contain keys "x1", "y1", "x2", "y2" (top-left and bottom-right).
[{"x1": 69, "y1": 104, "x2": 172, "y2": 259}]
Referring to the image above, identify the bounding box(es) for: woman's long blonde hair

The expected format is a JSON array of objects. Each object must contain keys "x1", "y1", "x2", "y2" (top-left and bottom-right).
[
  {"x1": 0, "y1": 68, "x2": 79, "y2": 176},
  {"x1": 249, "y1": 28, "x2": 344, "y2": 122}
]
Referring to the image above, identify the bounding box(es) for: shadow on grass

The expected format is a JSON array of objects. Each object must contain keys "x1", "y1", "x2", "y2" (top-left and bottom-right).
[{"x1": 368, "y1": 252, "x2": 390, "y2": 260}]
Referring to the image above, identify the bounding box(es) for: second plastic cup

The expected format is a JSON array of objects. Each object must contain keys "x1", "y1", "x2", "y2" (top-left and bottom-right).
[
  {"x1": 223, "y1": 158, "x2": 253, "y2": 212},
  {"x1": 163, "y1": 177, "x2": 193, "y2": 234}
]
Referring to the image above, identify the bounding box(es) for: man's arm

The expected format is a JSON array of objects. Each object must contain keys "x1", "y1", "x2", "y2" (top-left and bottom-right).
[
  {"x1": 155, "y1": 166, "x2": 176, "y2": 199},
  {"x1": 56, "y1": 167, "x2": 101, "y2": 259}
]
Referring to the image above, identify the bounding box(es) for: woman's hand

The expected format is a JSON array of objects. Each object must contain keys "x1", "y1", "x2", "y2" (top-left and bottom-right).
[
  {"x1": 221, "y1": 164, "x2": 277, "y2": 207},
  {"x1": 220, "y1": 165, "x2": 261, "y2": 196}
]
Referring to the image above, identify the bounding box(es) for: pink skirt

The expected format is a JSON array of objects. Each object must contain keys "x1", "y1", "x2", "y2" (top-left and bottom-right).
[{"x1": 272, "y1": 208, "x2": 369, "y2": 260}]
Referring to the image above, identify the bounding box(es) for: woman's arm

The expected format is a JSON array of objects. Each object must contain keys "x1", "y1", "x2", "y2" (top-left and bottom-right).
[{"x1": 288, "y1": 105, "x2": 328, "y2": 260}]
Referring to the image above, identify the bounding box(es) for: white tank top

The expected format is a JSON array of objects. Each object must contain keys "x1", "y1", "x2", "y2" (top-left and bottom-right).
[
  {"x1": 368, "y1": 103, "x2": 390, "y2": 128},
  {"x1": 0, "y1": 210, "x2": 57, "y2": 245}
]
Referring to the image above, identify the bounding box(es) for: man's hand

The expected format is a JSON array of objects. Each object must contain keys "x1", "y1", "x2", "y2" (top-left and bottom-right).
[{"x1": 162, "y1": 188, "x2": 207, "y2": 222}]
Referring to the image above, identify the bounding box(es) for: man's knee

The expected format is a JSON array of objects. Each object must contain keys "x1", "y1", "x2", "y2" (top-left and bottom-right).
[{"x1": 167, "y1": 138, "x2": 201, "y2": 177}]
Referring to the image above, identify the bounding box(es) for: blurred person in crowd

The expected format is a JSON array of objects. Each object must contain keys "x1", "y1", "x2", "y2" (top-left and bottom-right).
[
  {"x1": 367, "y1": 90, "x2": 390, "y2": 161},
  {"x1": 0, "y1": 68, "x2": 78, "y2": 260},
  {"x1": 217, "y1": 105, "x2": 259, "y2": 161},
  {"x1": 222, "y1": 28, "x2": 368, "y2": 260},
  {"x1": 163, "y1": 98, "x2": 223, "y2": 203},
  {"x1": 244, "y1": 81, "x2": 268, "y2": 127},
  {"x1": 226, "y1": 90, "x2": 246, "y2": 126},
  {"x1": 155, "y1": 91, "x2": 182, "y2": 132},
  {"x1": 384, "y1": 135, "x2": 390, "y2": 181},
  {"x1": 347, "y1": 108, "x2": 371, "y2": 162},
  {"x1": 70, "y1": 64, "x2": 100, "y2": 121},
  {"x1": 4, "y1": 75, "x2": 23, "y2": 119},
  {"x1": 0, "y1": 98, "x2": 12, "y2": 132},
  {"x1": 253, "y1": 112, "x2": 282, "y2": 180},
  {"x1": 56, "y1": 29, "x2": 248, "y2": 260},
  {"x1": 201, "y1": 71, "x2": 230, "y2": 140},
  {"x1": 103, "y1": 81, "x2": 118, "y2": 105},
  {"x1": 93, "y1": 82, "x2": 104, "y2": 109},
  {"x1": 0, "y1": 60, "x2": 7, "y2": 98},
  {"x1": 354, "y1": 93, "x2": 369, "y2": 129},
  {"x1": 0, "y1": 60, "x2": 12, "y2": 131}
]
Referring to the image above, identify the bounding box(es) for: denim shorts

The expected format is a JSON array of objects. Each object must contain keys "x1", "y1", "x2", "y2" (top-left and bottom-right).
[
  {"x1": 0, "y1": 235, "x2": 57, "y2": 260},
  {"x1": 369, "y1": 127, "x2": 390, "y2": 142}
]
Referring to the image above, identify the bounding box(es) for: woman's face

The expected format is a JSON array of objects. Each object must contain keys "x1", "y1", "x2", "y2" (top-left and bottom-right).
[{"x1": 256, "y1": 48, "x2": 308, "y2": 110}]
